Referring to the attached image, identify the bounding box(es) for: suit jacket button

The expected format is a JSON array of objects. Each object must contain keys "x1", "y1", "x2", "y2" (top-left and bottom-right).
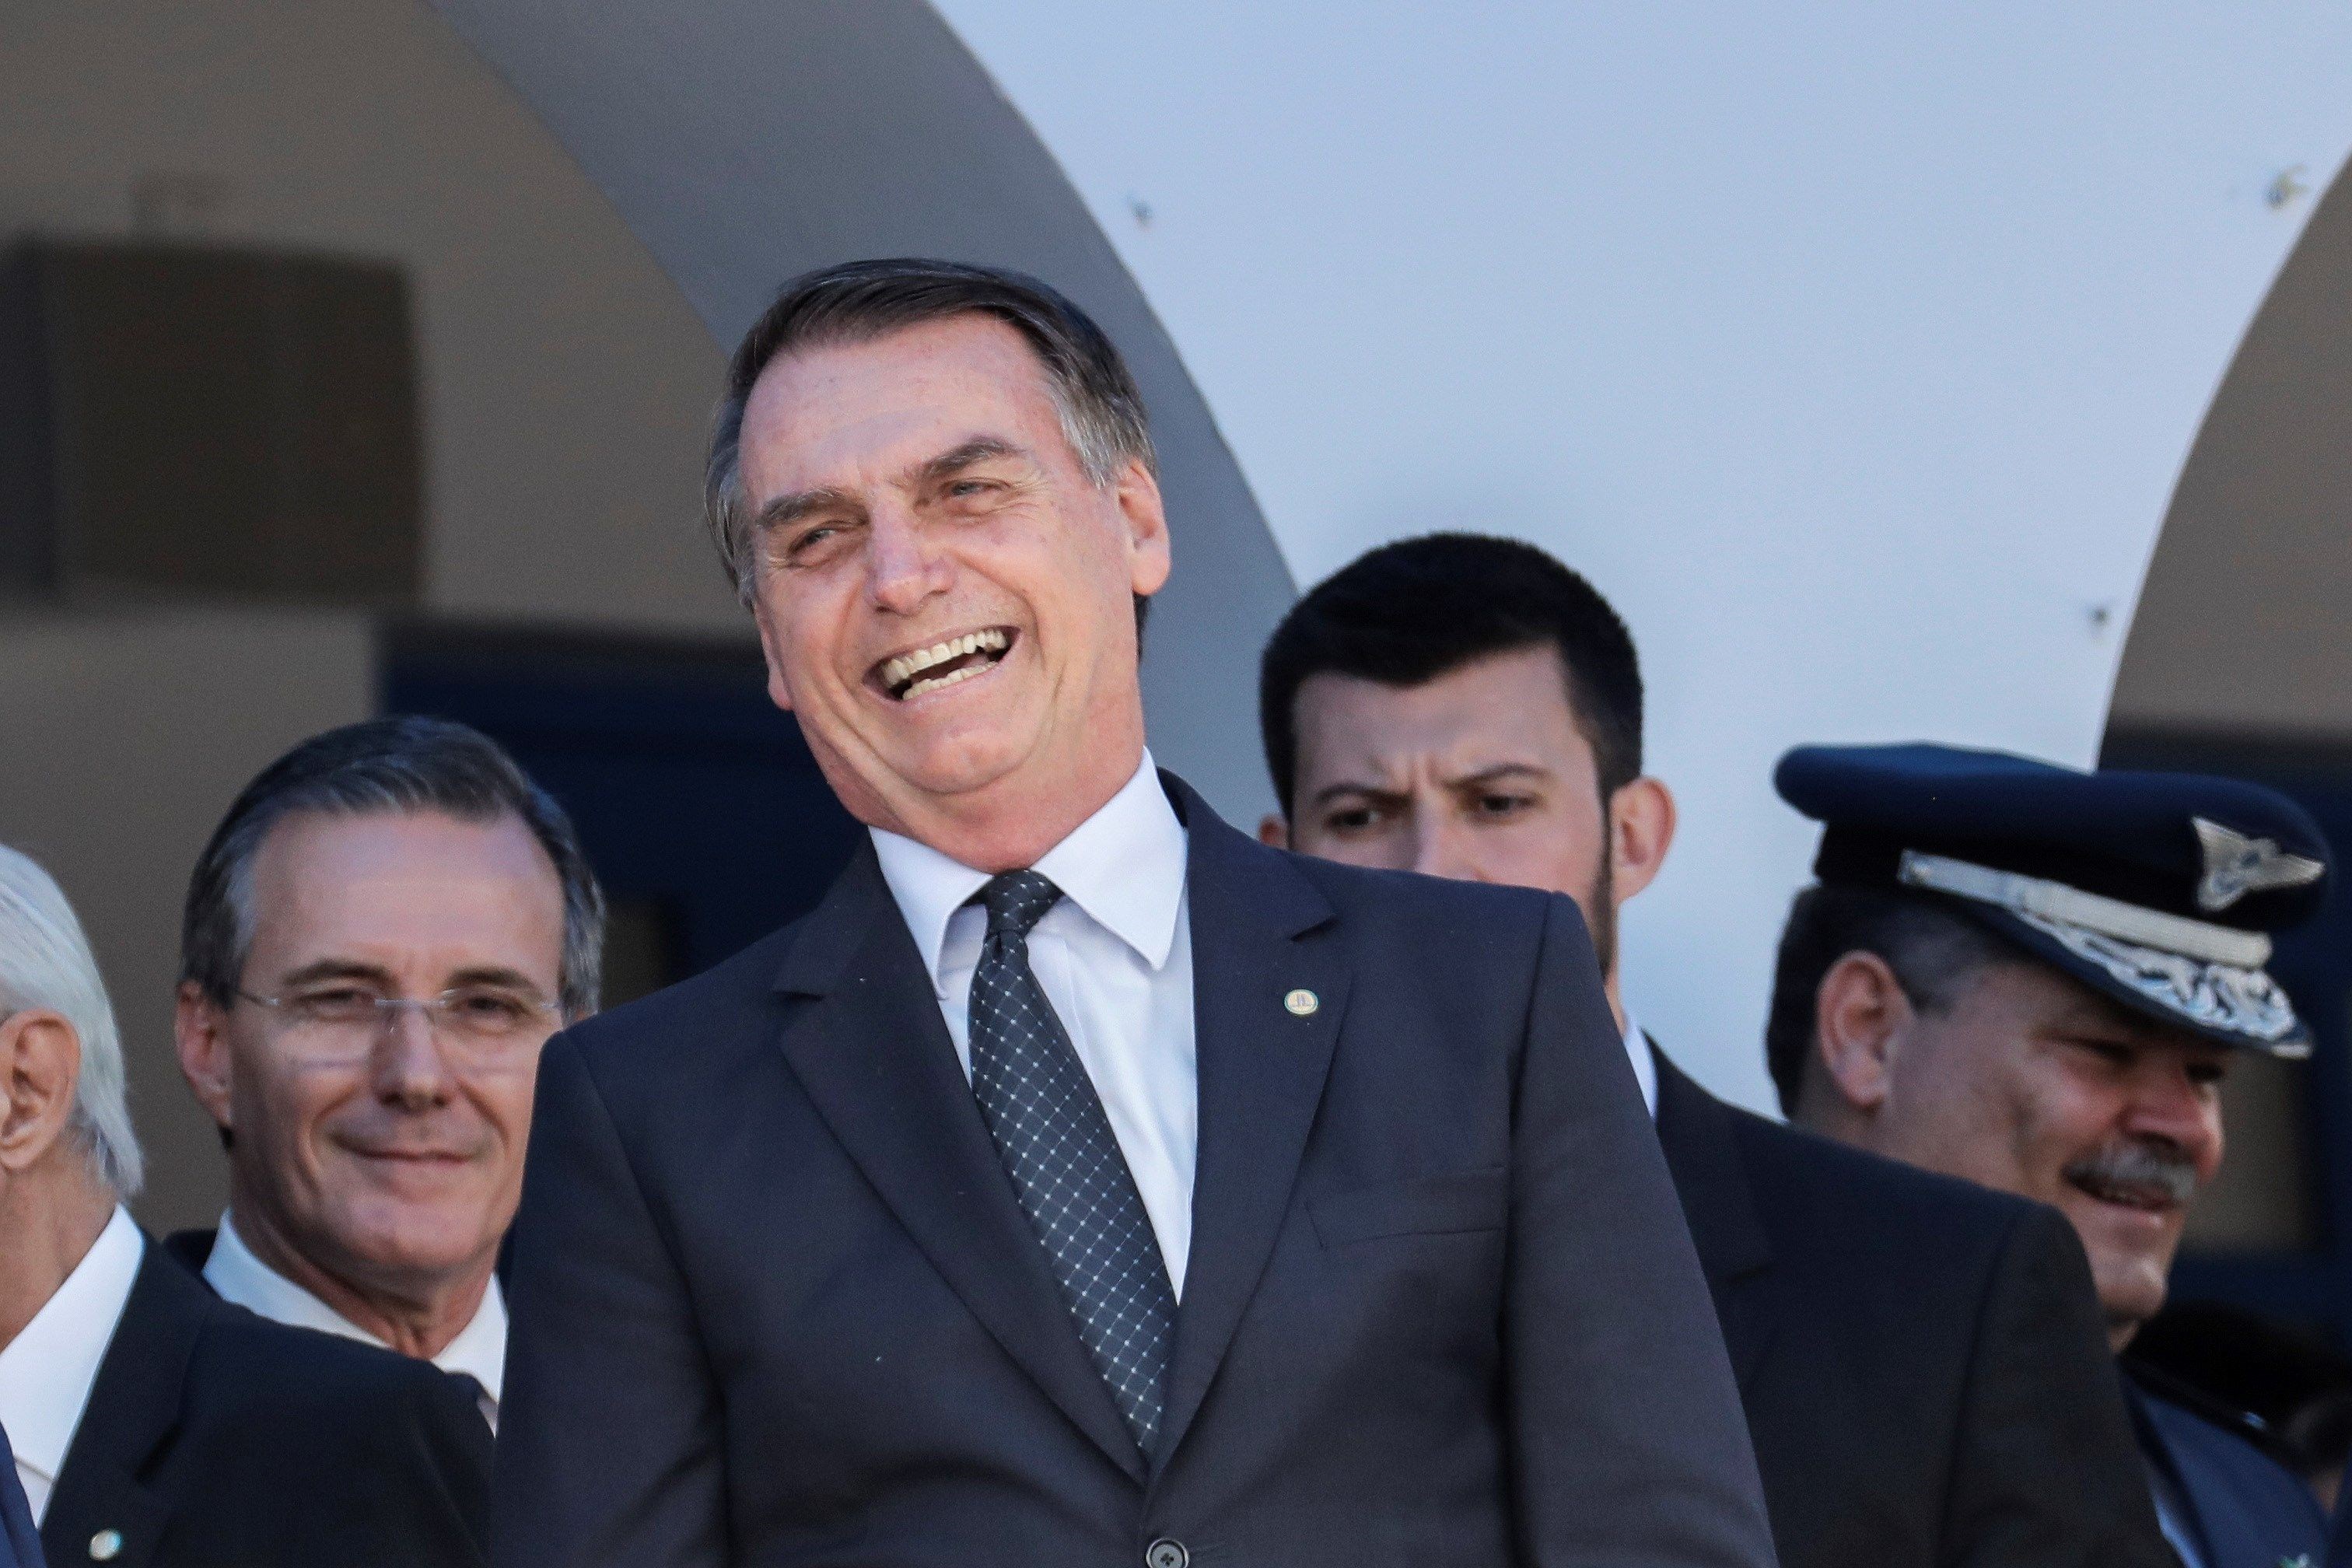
[
  {"x1": 89, "y1": 1530, "x2": 124, "y2": 1561},
  {"x1": 1145, "y1": 1538, "x2": 1188, "y2": 1568}
]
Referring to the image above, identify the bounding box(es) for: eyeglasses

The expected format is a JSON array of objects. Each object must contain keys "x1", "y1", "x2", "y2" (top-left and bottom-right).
[{"x1": 233, "y1": 983, "x2": 560, "y2": 1063}]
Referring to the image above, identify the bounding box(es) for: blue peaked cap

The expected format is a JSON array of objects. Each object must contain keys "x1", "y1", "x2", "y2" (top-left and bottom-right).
[{"x1": 1774, "y1": 743, "x2": 2332, "y2": 1055}]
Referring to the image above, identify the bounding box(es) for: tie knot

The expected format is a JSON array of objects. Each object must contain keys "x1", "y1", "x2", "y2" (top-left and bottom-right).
[{"x1": 979, "y1": 870, "x2": 1063, "y2": 940}]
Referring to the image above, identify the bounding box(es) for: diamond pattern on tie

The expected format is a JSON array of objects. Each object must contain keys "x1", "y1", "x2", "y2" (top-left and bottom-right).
[{"x1": 968, "y1": 870, "x2": 1177, "y2": 1452}]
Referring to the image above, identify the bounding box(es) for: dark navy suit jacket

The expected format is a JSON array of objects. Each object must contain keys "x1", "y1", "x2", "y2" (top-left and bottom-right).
[
  {"x1": 41, "y1": 1237, "x2": 488, "y2": 1568},
  {"x1": 492, "y1": 777, "x2": 1776, "y2": 1567},
  {"x1": 1652, "y1": 1050, "x2": 2172, "y2": 1568},
  {"x1": 2129, "y1": 1368, "x2": 2327, "y2": 1568},
  {"x1": 0, "y1": 1426, "x2": 41, "y2": 1568}
]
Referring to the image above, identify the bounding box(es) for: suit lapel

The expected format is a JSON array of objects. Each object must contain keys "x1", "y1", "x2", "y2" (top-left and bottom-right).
[
  {"x1": 771, "y1": 842, "x2": 1146, "y2": 1481},
  {"x1": 41, "y1": 1241, "x2": 196, "y2": 1568},
  {"x1": 1152, "y1": 783, "x2": 1345, "y2": 1471},
  {"x1": 1650, "y1": 1046, "x2": 1778, "y2": 1391}
]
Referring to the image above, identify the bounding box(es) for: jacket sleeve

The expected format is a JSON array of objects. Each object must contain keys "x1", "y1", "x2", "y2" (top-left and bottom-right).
[
  {"x1": 492, "y1": 1029, "x2": 727, "y2": 1568},
  {"x1": 1940, "y1": 1204, "x2": 2178, "y2": 1568},
  {"x1": 1505, "y1": 894, "x2": 1780, "y2": 1567}
]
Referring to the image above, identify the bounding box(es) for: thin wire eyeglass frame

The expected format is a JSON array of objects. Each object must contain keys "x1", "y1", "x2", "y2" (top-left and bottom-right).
[{"x1": 230, "y1": 985, "x2": 559, "y2": 1065}]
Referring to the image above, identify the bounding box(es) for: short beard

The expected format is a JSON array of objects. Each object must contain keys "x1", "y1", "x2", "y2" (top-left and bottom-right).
[{"x1": 1586, "y1": 834, "x2": 1618, "y2": 985}]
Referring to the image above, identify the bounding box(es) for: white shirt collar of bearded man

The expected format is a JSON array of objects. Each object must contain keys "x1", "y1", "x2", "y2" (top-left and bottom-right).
[{"x1": 1620, "y1": 1005, "x2": 1658, "y2": 1118}]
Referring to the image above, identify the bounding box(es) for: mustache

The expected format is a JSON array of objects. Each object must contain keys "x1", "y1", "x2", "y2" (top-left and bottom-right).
[{"x1": 2063, "y1": 1139, "x2": 2201, "y2": 1207}]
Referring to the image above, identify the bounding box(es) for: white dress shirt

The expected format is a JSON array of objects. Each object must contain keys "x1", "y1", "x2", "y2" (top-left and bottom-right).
[
  {"x1": 1621, "y1": 1006, "x2": 1659, "y2": 1118},
  {"x1": 204, "y1": 1209, "x2": 507, "y2": 1430},
  {"x1": 0, "y1": 1203, "x2": 142, "y2": 1523},
  {"x1": 871, "y1": 751, "x2": 1197, "y2": 1296}
]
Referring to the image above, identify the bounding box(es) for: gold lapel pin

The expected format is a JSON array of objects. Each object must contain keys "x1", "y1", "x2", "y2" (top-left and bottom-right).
[{"x1": 1284, "y1": 988, "x2": 1319, "y2": 1017}]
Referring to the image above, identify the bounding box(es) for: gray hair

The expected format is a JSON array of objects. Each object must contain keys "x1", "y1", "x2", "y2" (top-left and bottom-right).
[
  {"x1": 0, "y1": 845, "x2": 144, "y2": 1196},
  {"x1": 180, "y1": 716, "x2": 606, "y2": 1020},
  {"x1": 1763, "y1": 884, "x2": 2020, "y2": 1115},
  {"x1": 703, "y1": 257, "x2": 1158, "y2": 608}
]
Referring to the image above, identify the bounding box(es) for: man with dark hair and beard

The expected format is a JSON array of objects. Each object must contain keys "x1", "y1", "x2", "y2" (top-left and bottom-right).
[
  {"x1": 1769, "y1": 741, "x2": 2336, "y2": 1568},
  {"x1": 1259, "y1": 534, "x2": 2172, "y2": 1568}
]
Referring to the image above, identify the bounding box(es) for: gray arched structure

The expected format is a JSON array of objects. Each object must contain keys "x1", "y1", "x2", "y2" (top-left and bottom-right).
[
  {"x1": 2105, "y1": 156, "x2": 2352, "y2": 1328},
  {"x1": 424, "y1": 0, "x2": 1297, "y2": 819},
  {"x1": 2111, "y1": 158, "x2": 2352, "y2": 743}
]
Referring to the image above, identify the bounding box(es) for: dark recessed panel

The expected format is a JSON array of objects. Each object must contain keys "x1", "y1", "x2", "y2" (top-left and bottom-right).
[{"x1": 0, "y1": 240, "x2": 420, "y2": 605}]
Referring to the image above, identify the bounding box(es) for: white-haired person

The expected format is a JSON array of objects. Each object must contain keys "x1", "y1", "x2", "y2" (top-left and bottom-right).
[{"x1": 0, "y1": 843, "x2": 491, "y2": 1568}]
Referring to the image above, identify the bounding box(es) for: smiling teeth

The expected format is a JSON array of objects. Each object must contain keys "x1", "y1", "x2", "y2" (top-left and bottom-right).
[
  {"x1": 902, "y1": 663, "x2": 991, "y2": 700},
  {"x1": 882, "y1": 629, "x2": 1007, "y2": 692}
]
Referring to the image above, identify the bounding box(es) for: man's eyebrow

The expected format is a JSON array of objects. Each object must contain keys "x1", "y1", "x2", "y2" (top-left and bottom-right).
[
  {"x1": 273, "y1": 960, "x2": 551, "y2": 999},
  {"x1": 275, "y1": 960, "x2": 399, "y2": 991},
  {"x1": 751, "y1": 484, "x2": 860, "y2": 537},
  {"x1": 2049, "y1": 997, "x2": 2161, "y2": 1041},
  {"x1": 910, "y1": 437, "x2": 1023, "y2": 491},
  {"x1": 1447, "y1": 763, "x2": 1551, "y2": 788},
  {"x1": 1308, "y1": 780, "x2": 1409, "y2": 809},
  {"x1": 749, "y1": 439, "x2": 1024, "y2": 536},
  {"x1": 443, "y1": 966, "x2": 554, "y2": 998}
]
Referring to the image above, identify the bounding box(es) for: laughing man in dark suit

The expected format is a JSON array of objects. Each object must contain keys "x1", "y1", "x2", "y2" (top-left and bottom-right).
[
  {"x1": 490, "y1": 261, "x2": 1775, "y2": 1568},
  {"x1": 1258, "y1": 533, "x2": 2173, "y2": 1568}
]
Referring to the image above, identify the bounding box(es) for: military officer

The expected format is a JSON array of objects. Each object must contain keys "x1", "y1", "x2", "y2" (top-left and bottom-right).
[{"x1": 1769, "y1": 741, "x2": 2334, "y2": 1568}]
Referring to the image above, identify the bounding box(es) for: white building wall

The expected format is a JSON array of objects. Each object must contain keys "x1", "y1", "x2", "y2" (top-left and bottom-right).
[{"x1": 929, "y1": 0, "x2": 2352, "y2": 1106}]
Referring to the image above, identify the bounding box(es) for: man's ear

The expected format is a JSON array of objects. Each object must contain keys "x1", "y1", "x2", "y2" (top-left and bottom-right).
[
  {"x1": 1605, "y1": 777, "x2": 1677, "y2": 905},
  {"x1": 1812, "y1": 951, "x2": 1913, "y2": 1117},
  {"x1": 1117, "y1": 459, "x2": 1172, "y2": 600},
  {"x1": 0, "y1": 1009, "x2": 83, "y2": 1174},
  {"x1": 1258, "y1": 813, "x2": 1290, "y2": 849},
  {"x1": 174, "y1": 980, "x2": 236, "y2": 1132}
]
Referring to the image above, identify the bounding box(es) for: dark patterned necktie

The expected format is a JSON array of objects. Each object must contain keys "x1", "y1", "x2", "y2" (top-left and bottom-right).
[{"x1": 967, "y1": 870, "x2": 1178, "y2": 1452}]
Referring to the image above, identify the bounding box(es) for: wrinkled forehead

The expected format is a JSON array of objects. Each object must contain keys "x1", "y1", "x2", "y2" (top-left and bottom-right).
[
  {"x1": 1292, "y1": 649, "x2": 1591, "y2": 786},
  {"x1": 737, "y1": 314, "x2": 1069, "y2": 501}
]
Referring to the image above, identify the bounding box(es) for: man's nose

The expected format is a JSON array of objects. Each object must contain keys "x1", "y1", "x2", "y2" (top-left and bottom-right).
[
  {"x1": 866, "y1": 506, "x2": 952, "y2": 615},
  {"x1": 2124, "y1": 1067, "x2": 2223, "y2": 1164},
  {"x1": 1409, "y1": 817, "x2": 1489, "y2": 883},
  {"x1": 370, "y1": 1006, "x2": 459, "y2": 1109}
]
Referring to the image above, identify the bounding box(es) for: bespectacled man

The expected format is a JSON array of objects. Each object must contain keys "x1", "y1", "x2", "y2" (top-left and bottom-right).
[
  {"x1": 172, "y1": 715, "x2": 604, "y2": 1431},
  {"x1": 0, "y1": 842, "x2": 489, "y2": 1566}
]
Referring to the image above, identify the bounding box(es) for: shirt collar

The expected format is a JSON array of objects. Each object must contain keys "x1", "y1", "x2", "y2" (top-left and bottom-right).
[
  {"x1": 871, "y1": 751, "x2": 1188, "y2": 983},
  {"x1": 0, "y1": 1204, "x2": 143, "y2": 1494},
  {"x1": 1620, "y1": 1005, "x2": 1660, "y2": 1119},
  {"x1": 205, "y1": 1209, "x2": 507, "y2": 1402}
]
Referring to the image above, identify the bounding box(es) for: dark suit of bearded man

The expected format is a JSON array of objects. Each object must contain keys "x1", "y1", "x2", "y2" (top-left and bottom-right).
[
  {"x1": 490, "y1": 259, "x2": 1775, "y2": 1568},
  {"x1": 1256, "y1": 530, "x2": 2175, "y2": 1568}
]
